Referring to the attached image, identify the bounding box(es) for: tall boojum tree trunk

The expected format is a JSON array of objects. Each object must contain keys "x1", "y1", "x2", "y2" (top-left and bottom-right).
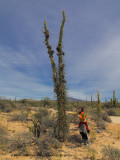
[{"x1": 43, "y1": 11, "x2": 68, "y2": 142}]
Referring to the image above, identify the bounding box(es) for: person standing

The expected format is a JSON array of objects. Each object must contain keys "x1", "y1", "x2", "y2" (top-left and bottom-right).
[{"x1": 78, "y1": 107, "x2": 90, "y2": 145}]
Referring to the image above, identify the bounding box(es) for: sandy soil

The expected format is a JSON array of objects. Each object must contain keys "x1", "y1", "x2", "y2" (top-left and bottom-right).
[{"x1": 110, "y1": 116, "x2": 120, "y2": 124}]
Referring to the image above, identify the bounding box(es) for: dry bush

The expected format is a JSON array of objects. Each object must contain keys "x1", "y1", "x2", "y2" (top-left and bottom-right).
[
  {"x1": 10, "y1": 111, "x2": 28, "y2": 121},
  {"x1": 85, "y1": 148, "x2": 96, "y2": 160},
  {"x1": 90, "y1": 110, "x2": 107, "y2": 129},
  {"x1": 67, "y1": 114, "x2": 78, "y2": 124},
  {"x1": 96, "y1": 120, "x2": 106, "y2": 129},
  {"x1": 90, "y1": 130, "x2": 96, "y2": 143},
  {"x1": 29, "y1": 108, "x2": 55, "y2": 137},
  {"x1": 101, "y1": 112, "x2": 112, "y2": 123},
  {"x1": 35, "y1": 134, "x2": 62, "y2": 156},
  {"x1": 102, "y1": 145, "x2": 120, "y2": 160},
  {"x1": 68, "y1": 134, "x2": 82, "y2": 145},
  {"x1": 14, "y1": 103, "x2": 31, "y2": 112},
  {"x1": 8, "y1": 132, "x2": 33, "y2": 156},
  {"x1": 0, "y1": 124, "x2": 9, "y2": 151},
  {"x1": 33, "y1": 108, "x2": 49, "y2": 120},
  {"x1": 0, "y1": 100, "x2": 13, "y2": 112},
  {"x1": 106, "y1": 108, "x2": 119, "y2": 116}
]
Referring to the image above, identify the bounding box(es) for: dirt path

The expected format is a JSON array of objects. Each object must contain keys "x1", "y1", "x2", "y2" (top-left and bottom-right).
[{"x1": 110, "y1": 116, "x2": 120, "y2": 124}]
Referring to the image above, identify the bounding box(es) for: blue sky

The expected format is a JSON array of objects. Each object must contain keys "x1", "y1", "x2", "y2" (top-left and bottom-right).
[{"x1": 0, "y1": 0, "x2": 120, "y2": 101}]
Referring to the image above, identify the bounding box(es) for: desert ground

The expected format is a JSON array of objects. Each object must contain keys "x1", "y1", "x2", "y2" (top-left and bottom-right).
[{"x1": 0, "y1": 107, "x2": 120, "y2": 160}]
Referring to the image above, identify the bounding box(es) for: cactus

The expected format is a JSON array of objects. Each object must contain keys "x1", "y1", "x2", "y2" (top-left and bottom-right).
[
  {"x1": 110, "y1": 98, "x2": 113, "y2": 105},
  {"x1": 43, "y1": 11, "x2": 68, "y2": 141},
  {"x1": 113, "y1": 90, "x2": 117, "y2": 107},
  {"x1": 97, "y1": 90, "x2": 101, "y2": 113},
  {"x1": 86, "y1": 96, "x2": 87, "y2": 102},
  {"x1": 91, "y1": 93, "x2": 93, "y2": 104}
]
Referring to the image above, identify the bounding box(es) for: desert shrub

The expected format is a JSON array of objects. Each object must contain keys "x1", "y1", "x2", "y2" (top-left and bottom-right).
[
  {"x1": 90, "y1": 130, "x2": 96, "y2": 143},
  {"x1": 90, "y1": 109, "x2": 111, "y2": 127},
  {"x1": 41, "y1": 97, "x2": 52, "y2": 108},
  {"x1": 91, "y1": 113, "x2": 107, "y2": 129},
  {"x1": 106, "y1": 108, "x2": 119, "y2": 116},
  {"x1": 0, "y1": 124, "x2": 8, "y2": 151},
  {"x1": 42, "y1": 116, "x2": 55, "y2": 129},
  {"x1": 14, "y1": 103, "x2": 27, "y2": 110},
  {"x1": 67, "y1": 114, "x2": 78, "y2": 123},
  {"x1": 33, "y1": 108, "x2": 49, "y2": 120},
  {"x1": 101, "y1": 112, "x2": 112, "y2": 123},
  {"x1": 8, "y1": 132, "x2": 33, "y2": 155},
  {"x1": 29, "y1": 108, "x2": 55, "y2": 137},
  {"x1": 91, "y1": 113, "x2": 100, "y2": 122},
  {"x1": 96, "y1": 120, "x2": 106, "y2": 129},
  {"x1": 0, "y1": 100, "x2": 13, "y2": 112},
  {"x1": 3, "y1": 103, "x2": 13, "y2": 112},
  {"x1": 103, "y1": 102, "x2": 113, "y2": 108},
  {"x1": 85, "y1": 148, "x2": 96, "y2": 160},
  {"x1": 36, "y1": 134, "x2": 62, "y2": 156},
  {"x1": 68, "y1": 134, "x2": 81, "y2": 144},
  {"x1": 102, "y1": 145, "x2": 120, "y2": 160},
  {"x1": 66, "y1": 102, "x2": 75, "y2": 111},
  {"x1": 10, "y1": 112, "x2": 28, "y2": 121}
]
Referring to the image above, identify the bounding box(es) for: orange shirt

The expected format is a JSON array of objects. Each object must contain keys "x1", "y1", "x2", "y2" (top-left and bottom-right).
[{"x1": 79, "y1": 112, "x2": 86, "y2": 122}]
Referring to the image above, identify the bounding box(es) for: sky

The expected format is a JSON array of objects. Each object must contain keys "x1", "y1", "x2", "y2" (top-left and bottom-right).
[{"x1": 0, "y1": 0, "x2": 120, "y2": 101}]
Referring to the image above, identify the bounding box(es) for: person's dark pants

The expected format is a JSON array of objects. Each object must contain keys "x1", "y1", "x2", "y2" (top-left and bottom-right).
[{"x1": 80, "y1": 132, "x2": 88, "y2": 140}]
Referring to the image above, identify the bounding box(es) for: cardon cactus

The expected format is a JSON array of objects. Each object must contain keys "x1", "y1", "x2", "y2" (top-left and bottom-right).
[
  {"x1": 97, "y1": 90, "x2": 101, "y2": 113},
  {"x1": 113, "y1": 90, "x2": 117, "y2": 107},
  {"x1": 43, "y1": 11, "x2": 68, "y2": 142}
]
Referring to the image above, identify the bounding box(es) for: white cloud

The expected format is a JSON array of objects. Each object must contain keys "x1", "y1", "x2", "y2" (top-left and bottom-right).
[
  {"x1": 0, "y1": 46, "x2": 53, "y2": 99},
  {"x1": 65, "y1": 30, "x2": 120, "y2": 100}
]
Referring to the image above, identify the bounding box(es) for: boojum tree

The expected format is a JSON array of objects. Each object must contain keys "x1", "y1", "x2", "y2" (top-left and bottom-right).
[{"x1": 43, "y1": 11, "x2": 68, "y2": 142}]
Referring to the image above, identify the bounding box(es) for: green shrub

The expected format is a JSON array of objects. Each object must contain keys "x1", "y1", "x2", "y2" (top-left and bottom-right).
[{"x1": 102, "y1": 145, "x2": 120, "y2": 160}]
